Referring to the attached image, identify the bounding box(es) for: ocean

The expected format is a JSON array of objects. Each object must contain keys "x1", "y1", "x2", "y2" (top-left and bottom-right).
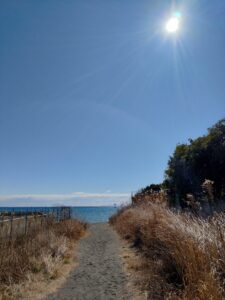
[{"x1": 0, "y1": 206, "x2": 118, "y2": 223}]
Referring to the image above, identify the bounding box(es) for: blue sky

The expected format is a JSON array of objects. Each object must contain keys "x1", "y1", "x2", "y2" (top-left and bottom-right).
[{"x1": 0, "y1": 0, "x2": 225, "y2": 206}]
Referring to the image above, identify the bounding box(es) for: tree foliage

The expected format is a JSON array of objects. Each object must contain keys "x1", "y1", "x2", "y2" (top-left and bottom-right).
[
  {"x1": 164, "y1": 118, "x2": 225, "y2": 206},
  {"x1": 139, "y1": 183, "x2": 162, "y2": 194}
]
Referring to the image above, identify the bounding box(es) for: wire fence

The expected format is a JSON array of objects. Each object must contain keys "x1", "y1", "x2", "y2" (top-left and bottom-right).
[{"x1": 0, "y1": 207, "x2": 72, "y2": 239}]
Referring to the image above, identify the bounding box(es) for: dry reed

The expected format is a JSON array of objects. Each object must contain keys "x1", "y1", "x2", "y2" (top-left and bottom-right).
[
  {"x1": 110, "y1": 203, "x2": 225, "y2": 299},
  {"x1": 0, "y1": 216, "x2": 87, "y2": 299}
]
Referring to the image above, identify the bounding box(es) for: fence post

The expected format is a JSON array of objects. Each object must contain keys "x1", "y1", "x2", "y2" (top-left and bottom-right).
[
  {"x1": 57, "y1": 208, "x2": 59, "y2": 222},
  {"x1": 24, "y1": 214, "x2": 28, "y2": 235},
  {"x1": 1, "y1": 214, "x2": 3, "y2": 228},
  {"x1": 10, "y1": 213, "x2": 13, "y2": 239}
]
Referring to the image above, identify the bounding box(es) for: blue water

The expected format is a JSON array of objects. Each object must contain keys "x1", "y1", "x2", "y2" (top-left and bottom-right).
[
  {"x1": 0, "y1": 206, "x2": 118, "y2": 223},
  {"x1": 72, "y1": 207, "x2": 117, "y2": 223}
]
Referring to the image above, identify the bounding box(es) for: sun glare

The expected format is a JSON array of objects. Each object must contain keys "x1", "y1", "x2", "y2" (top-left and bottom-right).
[{"x1": 165, "y1": 13, "x2": 181, "y2": 33}]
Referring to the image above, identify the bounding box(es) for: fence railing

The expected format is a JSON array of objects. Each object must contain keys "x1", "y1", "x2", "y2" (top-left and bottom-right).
[{"x1": 0, "y1": 206, "x2": 72, "y2": 238}]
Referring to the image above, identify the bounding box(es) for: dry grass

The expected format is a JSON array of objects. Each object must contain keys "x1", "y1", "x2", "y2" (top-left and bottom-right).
[
  {"x1": 0, "y1": 217, "x2": 87, "y2": 300},
  {"x1": 110, "y1": 203, "x2": 225, "y2": 299}
]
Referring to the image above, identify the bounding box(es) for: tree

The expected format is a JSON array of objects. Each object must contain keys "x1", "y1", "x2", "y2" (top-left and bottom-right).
[{"x1": 164, "y1": 118, "x2": 225, "y2": 206}]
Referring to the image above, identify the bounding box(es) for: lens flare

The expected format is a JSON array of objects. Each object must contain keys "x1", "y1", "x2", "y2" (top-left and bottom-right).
[{"x1": 165, "y1": 12, "x2": 181, "y2": 33}]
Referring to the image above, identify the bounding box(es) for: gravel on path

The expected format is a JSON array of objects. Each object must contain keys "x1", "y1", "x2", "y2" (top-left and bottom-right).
[{"x1": 45, "y1": 223, "x2": 130, "y2": 300}]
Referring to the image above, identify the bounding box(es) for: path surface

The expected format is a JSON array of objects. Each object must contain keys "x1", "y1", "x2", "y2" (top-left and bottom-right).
[{"x1": 46, "y1": 223, "x2": 129, "y2": 300}]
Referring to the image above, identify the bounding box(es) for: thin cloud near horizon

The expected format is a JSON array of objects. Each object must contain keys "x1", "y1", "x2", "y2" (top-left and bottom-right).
[{"x1": 0, "y1": 192, "x2": 131, "y2": 207}]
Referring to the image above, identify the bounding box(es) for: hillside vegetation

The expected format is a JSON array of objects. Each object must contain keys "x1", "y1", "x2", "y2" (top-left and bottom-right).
[
  {"x1": 134, "y1": 118, "x2": 225, "y2": 214},
  {"x1": 111, "y1": 118, "x2": 225, "y2": 299}
]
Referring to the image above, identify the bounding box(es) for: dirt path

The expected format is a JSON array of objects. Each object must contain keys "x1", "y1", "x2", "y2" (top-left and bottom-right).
[{"x1": 46, "y1": 223, "x2": 129, "y2": 300}]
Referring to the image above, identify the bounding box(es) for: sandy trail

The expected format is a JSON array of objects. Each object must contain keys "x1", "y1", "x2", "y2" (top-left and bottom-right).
[{"x1": 46, "y1": 223, "x2": 129, "y2": 300}]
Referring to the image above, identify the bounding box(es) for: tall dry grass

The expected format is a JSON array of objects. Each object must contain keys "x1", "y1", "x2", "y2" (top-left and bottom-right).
[
  {"x1": 0, "y1": 216, "x2": 87, "y2": 299},
  {"x1": 110, "y1": 203, "x2": 225, "y2": 299}
]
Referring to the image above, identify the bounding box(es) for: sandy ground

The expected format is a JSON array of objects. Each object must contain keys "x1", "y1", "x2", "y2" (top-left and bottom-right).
[{"x1": 45, "y1": 223, "x2": 130, "y2": 300}]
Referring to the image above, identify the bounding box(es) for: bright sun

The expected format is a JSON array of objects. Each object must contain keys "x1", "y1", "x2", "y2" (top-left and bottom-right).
[{"x1": 165, "y1": 13, "x2": 181, "y2": 33}]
